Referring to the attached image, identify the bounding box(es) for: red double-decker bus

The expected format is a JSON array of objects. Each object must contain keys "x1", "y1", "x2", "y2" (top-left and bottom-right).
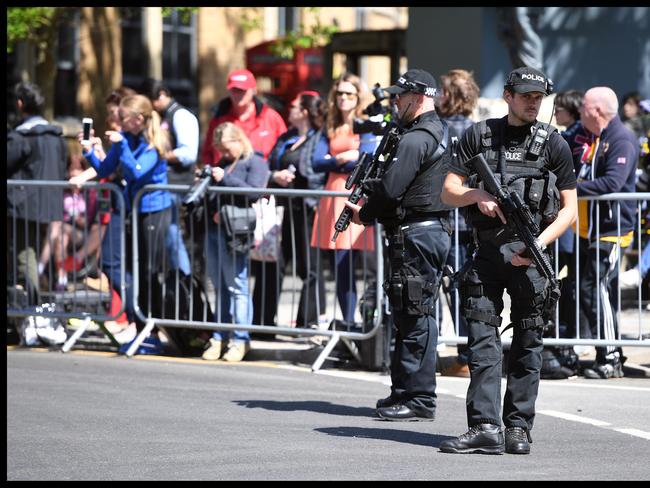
[{"x1": 246, "y1": 40, "x2": 324, "y2": 122}]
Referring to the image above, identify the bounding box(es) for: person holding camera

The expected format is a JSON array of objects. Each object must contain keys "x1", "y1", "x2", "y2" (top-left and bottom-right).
[
  {"x1": 439, "y1": 67, "x2": 577, "y2": 454},
  {"x1": 310, "y1": 73, "x2": 379, "y2": 325},
  {"x1": 202, "y1": 122, "x2": 269, "y2": 362},
  {"x1": 345, "y1": 68, "x2": 453, "y2": 421}
]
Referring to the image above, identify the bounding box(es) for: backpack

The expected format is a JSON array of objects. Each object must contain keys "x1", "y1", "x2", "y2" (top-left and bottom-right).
[{"x1": 154, "y1": 272, "x2": 213, "y2": 356}]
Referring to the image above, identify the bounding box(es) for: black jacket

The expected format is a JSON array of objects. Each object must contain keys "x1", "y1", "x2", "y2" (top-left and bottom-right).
[
  {"x1": 576, "y1": 115, "x2": 639, "y2": 237},
  {"x1": 359, "y1": 110, "x2": 451, "y2": 224},
  {"x1": 7, "y1": 119, "x2": 67, "y2": 221}
]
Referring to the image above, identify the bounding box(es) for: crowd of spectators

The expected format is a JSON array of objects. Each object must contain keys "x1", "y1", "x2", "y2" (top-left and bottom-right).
[{"x1": 7, "y1": 67, "x2": 649, "y2": 371}]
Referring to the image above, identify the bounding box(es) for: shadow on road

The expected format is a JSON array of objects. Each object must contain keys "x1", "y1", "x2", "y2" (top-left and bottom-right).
[
  {"x1": 233, "y1": 400, "x2": 376, "y2": 417},
  {"x1": 315, "y1": 426, "x2": 455, "y2": 448}
]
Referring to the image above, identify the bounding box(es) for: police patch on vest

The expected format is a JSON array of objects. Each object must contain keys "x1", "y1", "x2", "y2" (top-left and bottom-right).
[{"x1": 505, "y1": 150, "x2": 523, "y2": 161}]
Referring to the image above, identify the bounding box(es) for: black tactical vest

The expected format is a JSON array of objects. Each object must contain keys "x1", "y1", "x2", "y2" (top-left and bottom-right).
[
  {"x1": 163, "y1": 100, "x2": 198, "y2": 186},
  {"x1": 466, "y1": 117, "x2": 560, "y2": 230},
  {"x1": 400, "y1": 113, "x2": 452, "y2": 215}
]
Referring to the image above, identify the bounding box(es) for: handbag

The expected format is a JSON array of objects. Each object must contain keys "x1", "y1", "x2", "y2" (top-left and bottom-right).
[
  {"x1": 250, "y1": 196, "x2": 284, "y2": 262},
  {"x1": 220, "y1": 204, "x2": 257, "y2": 253},
  {"x1": 220, "y1": 205, "x2": 257, "y2": 237}
]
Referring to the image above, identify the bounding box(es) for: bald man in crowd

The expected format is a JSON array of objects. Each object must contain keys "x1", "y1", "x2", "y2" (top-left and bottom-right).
[{"x1": 575, "y1": 86, "x2": 639, "y2": 379}]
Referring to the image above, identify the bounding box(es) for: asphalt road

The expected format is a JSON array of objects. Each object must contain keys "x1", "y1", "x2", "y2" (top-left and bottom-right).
[{"x1": 7, "y1": 348, "x2": 650, "y2": 480}]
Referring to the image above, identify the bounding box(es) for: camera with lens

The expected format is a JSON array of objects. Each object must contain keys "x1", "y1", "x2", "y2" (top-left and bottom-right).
[
  {"x1": 182, "y1": 165, "x2": 213, "y2": 210},
  {"x1": 353, "y1": 83, "x2": 397, "y2": 136}
]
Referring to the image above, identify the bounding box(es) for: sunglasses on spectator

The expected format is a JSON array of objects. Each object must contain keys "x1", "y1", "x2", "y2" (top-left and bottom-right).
[{"x1": 336, "y1": 91, "x2": 358, "y2": 98}]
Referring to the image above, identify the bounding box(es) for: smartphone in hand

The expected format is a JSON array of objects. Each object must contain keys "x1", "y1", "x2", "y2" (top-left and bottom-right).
[{"x1": 82, "y1": 117, "x2": 93, "y2": 144}]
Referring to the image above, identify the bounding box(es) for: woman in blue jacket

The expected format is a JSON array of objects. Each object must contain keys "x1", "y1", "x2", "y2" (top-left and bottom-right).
[
  {"x1": 264, "y1": 91, "x2": 330, "y2": 329},
  {"x1": 83, "y1": 94, "x2": 172, "y2": 354},
  {"x1": 202, "y1": 122, "x2": 269, "y2": 363}
]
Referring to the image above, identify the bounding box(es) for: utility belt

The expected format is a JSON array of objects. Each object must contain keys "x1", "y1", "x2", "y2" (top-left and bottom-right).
[
  {"x1": 383, "y1": 222, "x2": 439, "y2": 317},
  {"x1": 385, "y1": 214, "x2": 452, "y2": 237}
]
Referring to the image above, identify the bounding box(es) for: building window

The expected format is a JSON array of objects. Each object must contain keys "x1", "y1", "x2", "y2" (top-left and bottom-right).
[
  {"x1": 278, "y1": 7, "x2": 299, "y2": 36},
  {"x1": 54, "y1": 10, "x2": 80, "y2": 118},
  {"x1": 162, "y1": 9, "x2": 197, "y2": 113},
  {"x1": 120, "y1": 7, "x2": 197, "y2": 114},
  {"x1": 120, "y1": 8, "x2": 146, "y2": 88}
]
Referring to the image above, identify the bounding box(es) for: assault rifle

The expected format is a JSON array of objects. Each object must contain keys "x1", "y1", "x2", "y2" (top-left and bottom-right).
[
  {"x1": 331, "y1": 122, "x2": 402, "y2": 242},
  {"x1": 468, "y1": 153, "x2": 561, "y2": 315}
]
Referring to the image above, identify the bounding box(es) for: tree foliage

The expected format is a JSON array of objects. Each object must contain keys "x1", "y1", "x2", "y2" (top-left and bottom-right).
[
  {"x1": 6, "y1": 7, "x2": 70, "y2": 56},
  {"x1": 270, "y1": 8, "x2": 339, "y2": 59},
  {"x1": 161, "y1": 7, "x2": 198, "y2": 24}
]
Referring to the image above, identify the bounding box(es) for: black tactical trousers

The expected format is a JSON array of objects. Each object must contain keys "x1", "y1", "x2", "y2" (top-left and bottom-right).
[
  {"x1": 461, "y1": 240, "x2": 547, "y2": 430},
  {"x1": 388, "y1": 219, "x2": 450, "y2": 416}
]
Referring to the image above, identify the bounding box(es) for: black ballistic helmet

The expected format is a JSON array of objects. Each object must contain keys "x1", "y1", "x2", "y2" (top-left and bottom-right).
[{"x1": 505, "y1": 67, "x2": 554, "y2": 96}]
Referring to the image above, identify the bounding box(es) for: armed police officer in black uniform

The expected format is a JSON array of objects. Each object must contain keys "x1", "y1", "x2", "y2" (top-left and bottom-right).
[
  {"x1": 439, "y1": 67, "x2": 578, "y2": 454},
  {"x1": 346, "y1": 69, "x2": 453, "y2": 421}
]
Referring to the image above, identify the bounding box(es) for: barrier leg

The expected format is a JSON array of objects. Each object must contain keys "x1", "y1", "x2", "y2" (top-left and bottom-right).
[
  {"x1": 61, "y1": 317, "x2": 91, "y2": 353},
  {"x1": 340, "y1": 336, "x2": 362, "y2": 364},
  {"x1": 97, "y1": 322, "x2": 120, "y2": 347},
  {"x1": 311, "y1": 332, "x2": 340, "y2": 372},
  {"x1": 124, "y1": 319, "x2": 155, "y2": 358}
]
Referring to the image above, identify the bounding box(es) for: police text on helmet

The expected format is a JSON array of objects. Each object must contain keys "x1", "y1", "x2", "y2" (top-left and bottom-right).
[{"x1": 520, "y1": 74, "x2": 545, "y2": 82}]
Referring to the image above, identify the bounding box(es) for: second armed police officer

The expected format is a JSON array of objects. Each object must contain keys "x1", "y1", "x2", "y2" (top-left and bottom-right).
[
  {"x1": 440, "y1": 67, "x2": 578, "y2": 454},
  {"x1": 346, "y1": 68, "x2": 453, "y2": 421}
]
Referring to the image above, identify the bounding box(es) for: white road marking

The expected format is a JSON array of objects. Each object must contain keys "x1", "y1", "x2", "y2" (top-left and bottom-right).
[
  {"x1": 537, "y1": 409, "x2": 611, "y2": 426},
  {"x1": 611, "y1": 428, "x2": 650, "y2": 440},
  {"x1": 540, "y1": 382, "x2": 650, "y2": 393},
  {"x1": 539, "y1": 410, "x2": 650, "y2": 440}
]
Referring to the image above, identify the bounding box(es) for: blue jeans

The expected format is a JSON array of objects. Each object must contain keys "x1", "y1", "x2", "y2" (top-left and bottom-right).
[
  {"x1": 101, "y1": 211, "x2": 135, "y2": 323},
  {"x1": 641, "y1": 242, "x2": 650, "y2": 278},
  {"x1": 205, "y1": 222, "x2": 251, "y2": 342},
  {"x1": 165, "y1": 194, "x2": 191, "y2": 276}
]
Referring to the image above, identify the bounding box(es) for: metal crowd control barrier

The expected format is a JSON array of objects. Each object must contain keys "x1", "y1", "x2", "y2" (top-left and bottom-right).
[
  {"x1": 439, "y1": 193, "x2": 650, "y2": 349},
  {"x1": 130, "y1": 184, "x2": 385, "y2": 370},
  {"x1": 7, "y1": 180, "x2": 127, "y2": 351},
  {"x1": 8, "y1": 181, "x2": 649, "y2": 366}
]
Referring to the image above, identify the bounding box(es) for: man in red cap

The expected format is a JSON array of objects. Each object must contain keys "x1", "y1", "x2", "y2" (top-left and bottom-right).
[{"x1": 201, "y1": 68, "x2": 287, "y2": 165}]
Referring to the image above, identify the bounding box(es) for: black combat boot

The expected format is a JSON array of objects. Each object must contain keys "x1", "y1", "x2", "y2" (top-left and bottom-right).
[
  {"x1": 376, "y1": 403, "x2": 435, "y2": 421},
  {"x1": 376, "y1": 395, "x2": 398, "y2": 409},
  {"x1": 504, "y1": 426, "x2": 532, "y2": 454},
  {"x1": 439, "y1": 424, "x2": 505, "y2": 454}
]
